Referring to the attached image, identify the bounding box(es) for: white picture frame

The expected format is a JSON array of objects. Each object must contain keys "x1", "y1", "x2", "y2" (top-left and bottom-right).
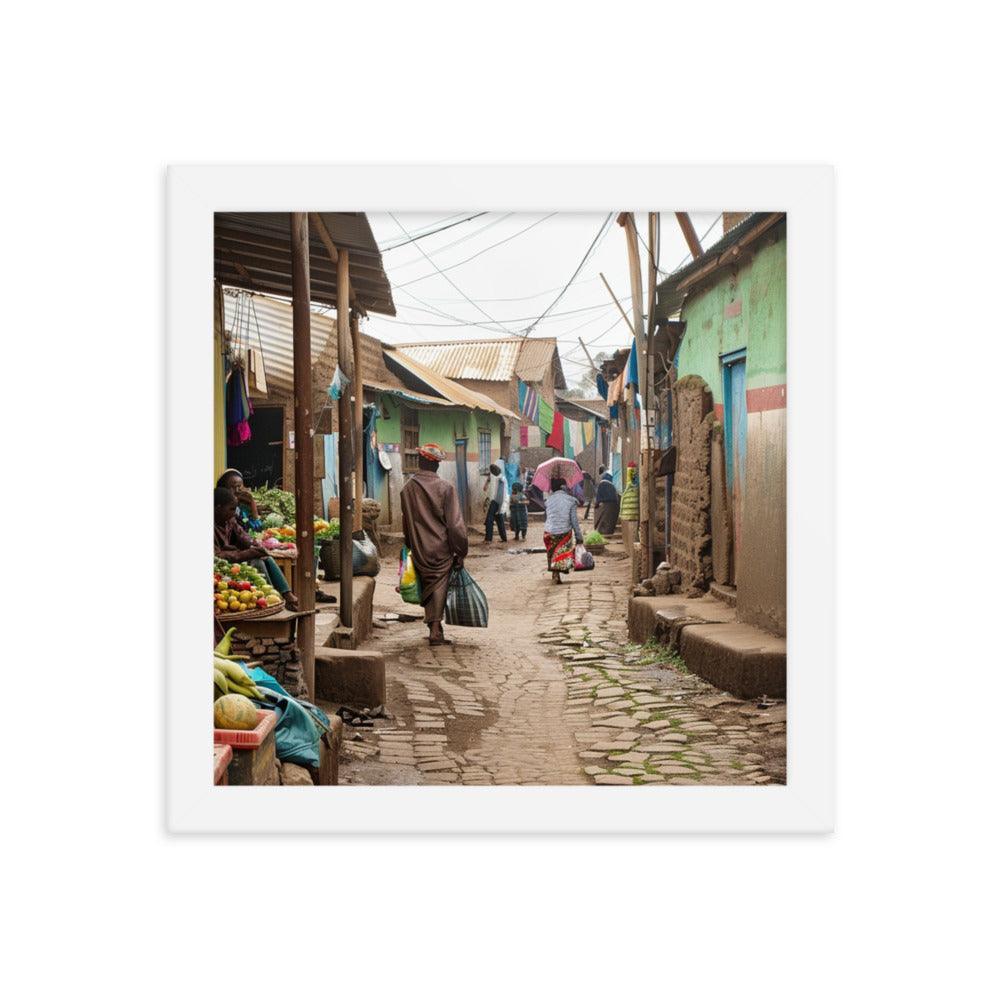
[{"x1": 168, "y1": 164, "x2": 834, "y2": 833}]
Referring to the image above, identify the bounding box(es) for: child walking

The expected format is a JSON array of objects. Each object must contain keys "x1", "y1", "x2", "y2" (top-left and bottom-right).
[{"x1": 509, "y1": 481, "x2": 529, "y2": 541}]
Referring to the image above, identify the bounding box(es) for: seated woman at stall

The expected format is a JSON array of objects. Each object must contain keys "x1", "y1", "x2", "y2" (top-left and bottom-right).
[
  {"x1": 593, "y1": 472, "x2": 620, "y2": 537},
  {"x1": 216, "y1": 469, "x2": 263, "y2": 533},
  {"x1": 214, "y1": 487, "x2": 299, "y2": 610},
  {"x1": 543, "y1": 476, "x2": 584, "y2": 584}
]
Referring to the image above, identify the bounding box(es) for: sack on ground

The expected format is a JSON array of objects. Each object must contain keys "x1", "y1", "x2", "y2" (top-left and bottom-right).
[
  {"x1": 573, "y1": 543, "x2": 595, "y2": 571},
  {"x1": 445, "y1": 567, "x2": 489, "y2": 628},
  {"x1": 352, "y1": 532, "x2": 380, "y2": 577},
  {"x1": 398, "y1": 546, "x2": 422, "y2": 605}
]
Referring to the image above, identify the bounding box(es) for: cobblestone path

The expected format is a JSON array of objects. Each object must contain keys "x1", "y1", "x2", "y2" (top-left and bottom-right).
[{"x1": 336, "y1": 544, "x2": 786, "y2": 785}]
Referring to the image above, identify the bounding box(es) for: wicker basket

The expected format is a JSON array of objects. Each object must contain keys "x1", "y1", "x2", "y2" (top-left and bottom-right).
[{"x1": 216, "y1": 599, "x2": 285, "y2": 623}]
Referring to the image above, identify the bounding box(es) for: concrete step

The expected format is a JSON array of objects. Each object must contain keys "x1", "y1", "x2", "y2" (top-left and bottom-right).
[
  {"x1": 313, "y1": 647, "x2": 386, "y2": 709},
  {"x1": 627, "y1": 592, "x2": 785, "y2": 700},
  {"x1": 709, "y1": 582, "x2": 738, "y2": 608}
]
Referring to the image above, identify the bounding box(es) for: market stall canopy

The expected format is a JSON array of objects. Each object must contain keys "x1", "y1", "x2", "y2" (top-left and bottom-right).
[{"x1": 215, "y1": 212, "x2": 396, "y2": 317}]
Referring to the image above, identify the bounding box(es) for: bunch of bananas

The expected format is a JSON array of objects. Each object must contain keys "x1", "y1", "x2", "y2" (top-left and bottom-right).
[{"x1": 213, "y1": 655, "x2": 265, "y2": 701}]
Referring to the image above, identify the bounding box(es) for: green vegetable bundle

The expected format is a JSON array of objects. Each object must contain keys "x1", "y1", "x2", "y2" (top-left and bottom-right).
[
  {"x1": 584, "y1": 530, "x2": 606, "y2": 545},
  {"x1": 250, "y1": 485, "x2": 296, "y2": 522}
]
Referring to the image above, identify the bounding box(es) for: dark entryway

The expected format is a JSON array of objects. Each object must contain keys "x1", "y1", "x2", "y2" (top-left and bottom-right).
[{"x1": 227, "y1": 405, "x2": 284, "y2": 487}]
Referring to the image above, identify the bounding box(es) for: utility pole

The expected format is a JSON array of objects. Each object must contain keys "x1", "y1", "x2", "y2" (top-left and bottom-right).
[
  {"x1": 336, "y1": 250, "x2": 354, "y2": 630},
  {"x1": 618, "y1": 212, "x2": 650, "y2": 579},
  {"x1": 289, "y1": 212, "x2": 316, "y2": 698}
]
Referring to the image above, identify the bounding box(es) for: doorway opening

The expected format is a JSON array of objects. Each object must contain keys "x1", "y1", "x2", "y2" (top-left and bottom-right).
[{"x1": 227, "y1": 404, "x2": 284, "y2": 487}]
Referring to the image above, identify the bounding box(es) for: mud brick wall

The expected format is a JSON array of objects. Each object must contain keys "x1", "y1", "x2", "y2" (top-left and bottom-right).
[{"x1": 671, "y1": 375, "x2": 714, "y2": 593}]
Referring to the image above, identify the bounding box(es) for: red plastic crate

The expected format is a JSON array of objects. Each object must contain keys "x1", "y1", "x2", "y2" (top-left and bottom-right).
[
  {"x1": 213, "y1": 743, "x2": 233, "y2": 785},
  {"x1": 213, "y1": 708, "x2": 277, "y2": 749}
]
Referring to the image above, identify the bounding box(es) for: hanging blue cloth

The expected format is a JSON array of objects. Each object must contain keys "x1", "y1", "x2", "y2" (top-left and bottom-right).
[
  {"x1": 596, "y1": 373, "x2": 609, "y2": 400},
  {"x1": 626, "y1": 339, "x2": 640, "y2": 388}
]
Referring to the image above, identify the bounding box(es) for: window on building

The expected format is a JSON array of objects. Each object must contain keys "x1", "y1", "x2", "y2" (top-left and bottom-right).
[
  {"x1": 478, "y1": 427, "x2": 492, "y2": 471},
  {"x1": 402, "y1": 405, "x2": 420, "y2": 475}
]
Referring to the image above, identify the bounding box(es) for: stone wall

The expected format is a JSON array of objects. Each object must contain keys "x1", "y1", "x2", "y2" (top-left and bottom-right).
[{"x1": 671, "y1": 375, "x2": 714, "y2": 593}]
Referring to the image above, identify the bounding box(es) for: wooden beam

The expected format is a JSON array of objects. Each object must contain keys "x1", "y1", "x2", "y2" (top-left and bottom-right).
[
  {"x1": 351, "y1": 310, "x2": 364, "y2": 523},
  {"x1": 289, "y1": 212, "x2": 316, "y2": 698},
  {"x1": 599, "y1": 272, "x2": 636, "y2": 337},
  {"x1": 675, "y1": 212, "x2": 703, "y2": 259},
  {"x1": 336, "y1": 249, "x2": 354, "y2": 630},
  {"x1": 310, "y1": 212, "x2": 358, "y2": 308}
]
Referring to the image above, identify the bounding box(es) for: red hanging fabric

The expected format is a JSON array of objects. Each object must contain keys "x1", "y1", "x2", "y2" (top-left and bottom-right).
[{"x1": 546, "y1": 411, "x2": 565, "y2": 452}]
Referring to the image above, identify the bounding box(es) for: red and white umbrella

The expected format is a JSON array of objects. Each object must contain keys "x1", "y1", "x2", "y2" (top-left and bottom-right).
[{"x1": 531, "y1": 457, "x2": 583, "y2": 492}]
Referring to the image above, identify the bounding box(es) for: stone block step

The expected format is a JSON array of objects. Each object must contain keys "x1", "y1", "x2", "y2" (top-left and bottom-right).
[
  {"x1": 313, "y1": 648, "x2": 386, "y2": 709},
  {"x1": 708, "y1": 582, "x2": 738, "y2": 608}
]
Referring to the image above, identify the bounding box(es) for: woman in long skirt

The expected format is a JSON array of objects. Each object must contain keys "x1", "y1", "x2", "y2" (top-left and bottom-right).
[
  {"x1": 593, "y1": 473, "x2": 620, "y2": 537},
  {"x1": 542, "y1": 477, "x2": 584, "y2": 584}
]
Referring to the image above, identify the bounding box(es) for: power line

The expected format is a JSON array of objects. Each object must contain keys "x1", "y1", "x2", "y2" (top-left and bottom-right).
[
  {"x1": 384, "y1": 213, "x2": 516, "y2": 272},
  {"x1": 524, "y1": 214, "x2": 613, "y2": 336},
  {"x1": 416, "y1": 274, "x2": 605, "y2": 305},
  {"x1": 379, "y1": 212, "x2": 488, "y2": 251},
  {"x1": 393, "y1": 213, "x2": 557, "y2": 289},
  {"x1": 388, "y1": 213, "x2": 513, "y2": 333},
  {"x1": 388, "y1": 298, "x2": 621, "y2": 328}
]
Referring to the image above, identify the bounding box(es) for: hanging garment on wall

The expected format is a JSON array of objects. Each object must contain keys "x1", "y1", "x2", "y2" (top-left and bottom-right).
[
  {"x1": 546, "y1": 411, "x2": 564, "y2": 451},
  {"x1": 527, "y1": 424, "x2": 542, "y2": 448},
  {"x1": 226, "y1": 361, "x2": 252, "y2": 446},
  {"x1": 538, "y1": 399, "x2": 554, "y2": 435},
  {"x1": 518, "y1": 380, "x2": 540, "y2": 424},
  {"x1": 626, "y1": 339, "x2": 640, "y2": 389},
  {"x1": 596, "y1": 373, "x2": 609, "y2": 400},
  {"x1": 582, "y1": 418, "x2": 595, "y2": 448},
  {"x1": 519, "y1": 423, "x2": 529, "y2": 447}
]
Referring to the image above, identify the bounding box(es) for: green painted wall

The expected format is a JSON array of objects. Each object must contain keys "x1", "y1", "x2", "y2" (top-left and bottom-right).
[
  {"x1": 676, "y1": 235, "x2": 786, "y2": 395},
  {"x1": 378, "y1": 394, "x2": 402, "y2": 445},
  {"x1": 375, "y1": 395, "x2": 504, "y2": 461}
]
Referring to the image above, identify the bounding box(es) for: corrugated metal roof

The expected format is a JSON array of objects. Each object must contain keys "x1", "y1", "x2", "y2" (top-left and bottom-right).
[
  {"x1": 655, "y1": 213, "x2": 785, "y2": 319},
  {"x1": 394, "y1": 339, "x2": 522, "y2": 381},
  {"x1": 224, "y1": 291, "x2": 511, "y2": 415},
  {"x1": 394, "y1": 337, "x2": 565, "y2": 388},
  {"x1": 383, "y1": 347, "x2": 520, "y2": 419},
  {"x1": 555, "y1": 394, "x2": 610, "y2": 422},
  {"x1": 224, "y1": 289, "x2": 334, "y2": 396},
  {"x1": 514, "y1": 338, "x2": 566, "y2": 389},
  {"x1": 215, "y1": 212, "x2": 395, "y2": 317}
]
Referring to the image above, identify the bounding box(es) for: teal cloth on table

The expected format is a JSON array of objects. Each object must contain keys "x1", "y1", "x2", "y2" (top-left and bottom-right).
[{"x1": 248, "y1": 668, "x2": 331, "y2": 770}]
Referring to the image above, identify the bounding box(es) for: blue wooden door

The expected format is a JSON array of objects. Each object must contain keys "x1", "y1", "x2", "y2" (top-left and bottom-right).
[
  {"x1": 722, "y1": 351, "x2": 747, "y2": 577},
  {"x1": 454, "y1": 438, "x2": 469, "y2": 522}
]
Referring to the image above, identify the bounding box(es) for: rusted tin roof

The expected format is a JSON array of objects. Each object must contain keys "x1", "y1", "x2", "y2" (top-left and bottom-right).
[
  {"x1": 215, "y1": 212, "x2": 396, "y2": 317},
  {"x1": 383, "y1": 347, "x2": 519, "y2": 419},
  {"x1": 394, "y1": 337, "x2": 565, "y2": 388}
]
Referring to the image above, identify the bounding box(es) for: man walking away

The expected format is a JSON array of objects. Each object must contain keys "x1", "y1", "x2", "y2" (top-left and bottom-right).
[
  {"x1": 400, "y1": 443, "x2": 469, "y2": 646},
  {"x1": 483, "y1": 462, "x2": 508, "y2": 543}
]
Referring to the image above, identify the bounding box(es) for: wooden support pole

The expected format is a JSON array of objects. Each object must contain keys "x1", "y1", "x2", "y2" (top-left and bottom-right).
[
  {"x1": 351, "y1": 311, "x2": 364, "y2": 522},
  {"x1": 289, "y1": 212, "x2": 316, "y2": 699},
  {"x1": 645, "y1": 212, "x2": 660, "y2": 576},
  {"x1": 599, "y1": 272, "x2": 636, "y2": 337},
  {"x1": 675, "y1": 212, "x2": 703, "y2": 259},
  {"x1": 337, "y1": 249, "x2": 354, "y2": 630}
]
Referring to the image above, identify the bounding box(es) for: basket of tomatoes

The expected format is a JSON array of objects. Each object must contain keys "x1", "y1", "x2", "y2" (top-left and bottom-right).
[{"x1": 213, "y1": 559, "x2": 285, "y2": 620}]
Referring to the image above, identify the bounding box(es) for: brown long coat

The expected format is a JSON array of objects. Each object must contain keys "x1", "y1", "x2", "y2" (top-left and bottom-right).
[{"x1": 400, "y1": 470, "x2": 469, "y2": 624}]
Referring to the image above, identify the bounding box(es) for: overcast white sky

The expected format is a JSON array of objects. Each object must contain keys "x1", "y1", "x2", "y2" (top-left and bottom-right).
[{"x1": 362, "y1": 212, "x2": 719, "y2": 391}]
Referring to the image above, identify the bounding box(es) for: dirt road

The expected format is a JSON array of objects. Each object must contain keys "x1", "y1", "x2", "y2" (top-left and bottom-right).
[{"x1": 334, "y1": 537, "x2": 786, "y2": 786}]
